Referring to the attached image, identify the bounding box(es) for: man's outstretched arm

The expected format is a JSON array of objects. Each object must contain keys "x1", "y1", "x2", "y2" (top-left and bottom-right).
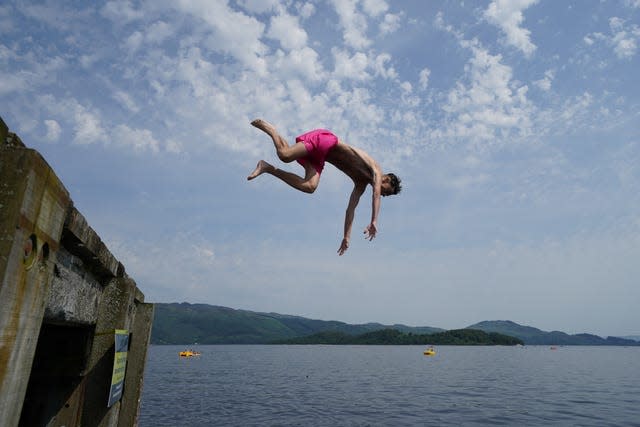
[
  {"x1": 365, "y1": 169, "x2": 382, "y2": 241},
  {"x1": 347, "y1": 146, "x2": 383, "y2": 241},
  {"x1": 338, "y1": 184, "x2": 366, "y2": 255}
]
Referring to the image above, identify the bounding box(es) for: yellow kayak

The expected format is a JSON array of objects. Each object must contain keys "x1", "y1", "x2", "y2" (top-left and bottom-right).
[
  {"x1": 423, "y1": 347, "x2": 436, "y2": 356},
  {"x1": 179, "y1": 350, "x2": 201, "y2": 357}
]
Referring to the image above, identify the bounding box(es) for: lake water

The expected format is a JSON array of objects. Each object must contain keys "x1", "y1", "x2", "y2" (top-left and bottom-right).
[{"x1": 139, "y1": 345, "x2": 640, "y2": 426}]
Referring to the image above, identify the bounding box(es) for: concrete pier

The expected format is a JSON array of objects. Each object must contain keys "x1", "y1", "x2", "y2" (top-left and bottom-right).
[{"x1": 0, "y1": 116, "x2": 154, "y2": 427}]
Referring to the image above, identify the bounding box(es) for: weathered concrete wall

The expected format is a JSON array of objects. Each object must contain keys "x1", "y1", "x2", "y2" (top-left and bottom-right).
[
  {"x1": 0, "y1": 116, "x2": 154, "y2": 427},
  {"x1": 46, "y1": 246, "x2": 103, "y2": 325},
  {"x1": 0, "y1": 117, "x2": 71, "y2": 426}
]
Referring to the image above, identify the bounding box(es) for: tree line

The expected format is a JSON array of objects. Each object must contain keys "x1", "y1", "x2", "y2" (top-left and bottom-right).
[{"x1": 273, "y1": 328, "x2": 524, "y2": 345}]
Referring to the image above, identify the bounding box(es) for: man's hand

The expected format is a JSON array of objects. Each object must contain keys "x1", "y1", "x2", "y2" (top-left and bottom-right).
[
  {"x1": 364, "y1": 223, "x2": 377, "y2": 241},
  {"x1": 338, "y1": 238, "x2": 349, "y2": 256}
]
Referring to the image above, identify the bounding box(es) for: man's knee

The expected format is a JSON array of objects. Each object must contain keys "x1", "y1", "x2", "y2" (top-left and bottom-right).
[
  {"x1": 277, "y1": 150, "x2": 296, "y2": 163},
  {"x1": 303, "y1": 179, "x2": 319, "y2": 194}
]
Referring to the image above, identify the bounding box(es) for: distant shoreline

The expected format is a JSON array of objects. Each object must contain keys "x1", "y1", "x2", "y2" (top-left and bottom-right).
[
  {"x1": 271, "y1": 328, "x2": 524, "y2": 346},
  {"x1": 152, "y1": 303, "x2": 640, "y2": 346}
]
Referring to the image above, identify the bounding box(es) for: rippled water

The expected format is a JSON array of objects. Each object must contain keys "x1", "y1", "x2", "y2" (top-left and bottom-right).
[{"x1": 139, "y1": 345, "x2": 640, "y2": 426}]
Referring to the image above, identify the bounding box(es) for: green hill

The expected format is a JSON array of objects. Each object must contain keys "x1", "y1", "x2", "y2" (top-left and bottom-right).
[
  {"x1": 151, "y1": 303, "x2": 638, "y2": 346},
  {"x1": 151, "y1": 302, "x2": 444, "y2": 344},
  {"x1": 467, "y1": 320, "x2": 640, "y2": 346},
  {"x1": 275, "y1": 328, "x2": 523, "y2": 345}
]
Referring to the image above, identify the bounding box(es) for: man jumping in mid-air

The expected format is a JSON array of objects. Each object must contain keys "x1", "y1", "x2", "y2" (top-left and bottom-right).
[{"x1": 247, "y1": 119, "x2": 401, "y2": 255}]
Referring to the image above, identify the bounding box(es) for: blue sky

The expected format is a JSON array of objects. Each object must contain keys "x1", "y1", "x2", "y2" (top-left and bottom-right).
[{"x1": 2, "y1": 0, "x2": 639, "y2": 336}]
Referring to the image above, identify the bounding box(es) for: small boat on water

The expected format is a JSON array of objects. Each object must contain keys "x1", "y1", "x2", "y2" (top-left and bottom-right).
[
  {"x1": 179, "y1": 350, "x2": 201, "y2": 357},
  {"x1": 423, "y1": 347, "x2": 436, "y2": 356}
]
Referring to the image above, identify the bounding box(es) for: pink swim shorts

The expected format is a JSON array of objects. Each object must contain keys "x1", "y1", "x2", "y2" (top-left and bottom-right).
[{"x1": 295, "y1": 129, "x2": 339, "y2": 174}]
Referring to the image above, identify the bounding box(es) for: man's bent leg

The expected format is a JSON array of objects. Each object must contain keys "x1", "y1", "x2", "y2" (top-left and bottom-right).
[
  {"x1": 270, "y1": 162, "x2": 320, "y2": 193},
  {"x1": 251, "y1": 119, "x2": 307, "y2": 163},
  {"x1": 248, "y1": 160, "x2": 319, "y2": 193}
]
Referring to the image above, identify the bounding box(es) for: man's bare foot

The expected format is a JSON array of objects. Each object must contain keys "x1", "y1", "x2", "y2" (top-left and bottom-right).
[
  {"x1": 250, "y1": 119, "x2": 275, "y2": 135},
  {"x1": 247, "y1": 160, "x2": 274, "y2": 180}
]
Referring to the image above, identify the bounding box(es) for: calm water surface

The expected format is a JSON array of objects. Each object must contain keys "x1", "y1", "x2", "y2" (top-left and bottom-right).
[{"x1": 139, "y1": 345, "x2": 640, "y2": 426}]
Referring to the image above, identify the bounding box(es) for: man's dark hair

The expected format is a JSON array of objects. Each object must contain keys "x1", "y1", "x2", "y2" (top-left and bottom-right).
[{"x1": 387, "y1": 173, "x2": 402, "y2": 195}]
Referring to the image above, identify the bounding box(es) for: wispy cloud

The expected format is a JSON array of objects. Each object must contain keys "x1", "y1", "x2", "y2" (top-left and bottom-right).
[
  {"x1": 484, "y1": 0, "x2": 538, "y2": 57},
  {"x1": 533, "y1": 69, "x2": 554, "y2": 91},
  {"x1": 585, "y1": 16, "x2": 640, "y2": 59},
  {"x1": 44, "y1": 119, "x2": 61, "y2": 142},
  {"x1": 431, "y1": 35, "x2": 533, "y2": 144},
  {"x1": 266, "y1": 11, "x2": 308, "y2": 50}
]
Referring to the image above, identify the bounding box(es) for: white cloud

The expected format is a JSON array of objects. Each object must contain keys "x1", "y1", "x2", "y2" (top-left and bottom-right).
[
  {"x1": 373, "y1": 53, "x2": 398, "y2": 79},
  {"x1": 584, "y1": 17, "x2": 639, "y2": 59},
  {"x1": 44, "y1": 119, "x2": 61, "y2": 142},
  {"x1": 19, "y1": 3, "x2": 74, "y2": 31},
  {"x1": 559, "y1": 92, "x2": 592, "y2": 122},
  {"x1": 8, "y1": 0, "x2": 410, "y2": 162},
  {"x1": 125, "y1": 31, "x2": 144, "y2": 53},
  {"x1": 380, "y1": 12, "x2": 401, "y2": 35},
  {"x1": 438, "y1": 39, "x2": 532, "y2": 142},
  {"x1": 272, "y1": 46, "x2": 325, "y2": 82},
  {"x1": 101, "y1": 0, "x2": 144, "y2": 23},
  {"x1": 283, "y1": 79, "x2": 326, "y2": 123},
  {"x1": 330, "y1": 0, "x2": 371, "y2": 49},
  {"x1": 113, "y1": 90, "x2": 140, "y2": 113},
  {"x1": 484, "y1": 0, "x2": 538, "y2": 57},
  {"x1": 172, "y1": 46, "x2": 218, "y2": 98},
  {"x1": 330, "y1": 0, "x2": 399, "y2": 45},
  {"x1": 112, "y1": 124, "x2": 160, "y2": 153},
  {"x1": 609, "y1": 141, "x2": 640, "y2": 190},
  {"x1": 267, "y1": 12, "x2": 308, "y2": 51},
  {"x1": 332, "y1": 48, "x2": 371, "y2": 80},
  {"x1": 363, "y1": 0, "x2": 389, "y2": 17},
  {"x1": 0, "y1": 44, "x2": 65, "y2": 95},
  {"x1": 122, "y1": 21, "x2": 173, "y2": 55},
  {"x1": 79, "y1": 53, "x2": 101, "y2": 69},
  {"x1": 146, "y1": 21, "x2": 173, "y2": 44},
  {"x1": 72, "y1": 104, "x2": 107, "y2": 145},
  {"x1": 434, "y1": 11, "x2": 455, "y2": 35},
  {"x1": 609, "y1": 17, "x2": 639, "y2": 59},
  {"x1": 534, "y1": 69, "x2": 554, "y2": 91},
  {"x1": 335, "y1": 86, "x2": 384, "y2": 128},
  {"x1": 175, "y1": 0, "x2": 268, "y2": 74},
  {"x1": 0, "y1": 72, "x2": 27, "y2": 95},
  {"x1": 583, "y1": 34, "x2": 595, "y2": 46},
  {"x1": 419, "y1": 67, "x2": 431, "y2": 90},
  {"x1": 297, "y1": 3, "x2": 316, "y2": 19},
  {"x1": 164, "y1": 138, "x2": 183, "y2": 154},
  {"x1": 0, "y1": 43, "x2": 15, "y2": 61},
  {"x1": 194, "y1": 244, "x2": 216, "y2": 264},
  {"x1": 236, "y1": 0, "x2": 280, "y2": 14}
]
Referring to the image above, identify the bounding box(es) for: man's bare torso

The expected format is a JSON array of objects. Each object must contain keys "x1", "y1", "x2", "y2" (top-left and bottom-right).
[{"x1": 325, "y1": 141, "x2": 378, "y2": 186}]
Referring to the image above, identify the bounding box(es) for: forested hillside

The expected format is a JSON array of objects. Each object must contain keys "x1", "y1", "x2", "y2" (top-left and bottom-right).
[
  {"x1": 152, "y1": 303, "x2": 444, "y2": 344},
  {"x1": 152, "y1": 303, "x2": 638, "y2": 345},
  {"x1": 275, "y1": 328, "x2": 524, "y2": 345}
]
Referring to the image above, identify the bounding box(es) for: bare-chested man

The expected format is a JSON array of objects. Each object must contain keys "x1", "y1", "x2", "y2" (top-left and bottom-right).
[{"x1": 247, "y1": 119, "x2": 401, "y2": 255}]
